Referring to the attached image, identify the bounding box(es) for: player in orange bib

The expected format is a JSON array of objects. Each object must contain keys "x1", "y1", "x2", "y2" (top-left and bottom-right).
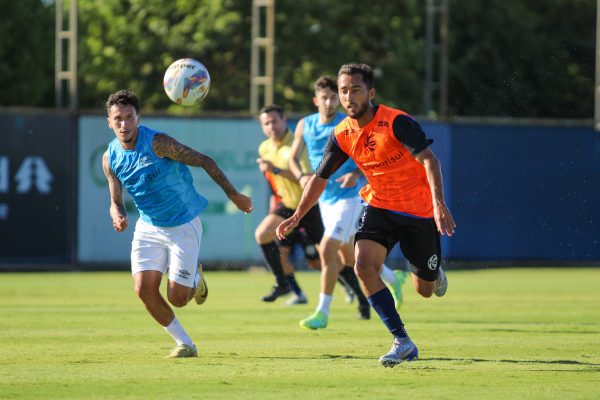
[{"x1": 276, "y1": 63, "x2": 456, "y2": 367}]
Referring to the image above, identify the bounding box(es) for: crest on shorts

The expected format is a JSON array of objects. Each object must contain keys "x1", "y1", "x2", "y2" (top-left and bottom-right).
[{"x1": 427, "y1": 254, "x2": 438, "y2": 270}]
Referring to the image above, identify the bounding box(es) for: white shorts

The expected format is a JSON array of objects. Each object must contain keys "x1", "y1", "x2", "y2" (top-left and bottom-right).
[
  {"x1": 319, "y1": 197, "x2": 364, "y2": 244},
  {"x1": 131, "y1": 216, "x2": 203, "y2": 288}
]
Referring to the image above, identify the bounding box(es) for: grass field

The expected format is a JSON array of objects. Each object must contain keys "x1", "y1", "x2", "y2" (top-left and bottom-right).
[{"x1": 1, "y1": 268, "x2": 599, "y2": 399}]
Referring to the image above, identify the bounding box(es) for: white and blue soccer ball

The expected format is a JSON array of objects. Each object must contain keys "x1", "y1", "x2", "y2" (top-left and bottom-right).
[{"x1": 163, "y1": 58, "x2": 211, "y2": 106}]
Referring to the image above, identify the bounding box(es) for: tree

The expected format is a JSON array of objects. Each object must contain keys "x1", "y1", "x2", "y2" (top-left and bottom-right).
[
  {"x1": 448, "y1": 0, "x2": 594, "y2": 118},
  {"x1": 1, "y1": 0, "x2": 594, "y2": 119},
  {"x1": 77, "y1": 0, "x2": 251, "y2": 113},
  {"x1": 0, "y1": 0, "x2": 55, "y2": 107},
  {"x1": 270, "y1": 0, "x2": 425, "y2": 114}
]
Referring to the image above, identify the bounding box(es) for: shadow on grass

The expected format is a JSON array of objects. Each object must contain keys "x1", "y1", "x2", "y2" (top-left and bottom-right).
[
  {"x1": 425, "y1": 357, "x2": 600, "y2": 366},
  {"x1": 243, "y1": 354, "x2": 369, "y2": 360},
  {"x1": 221, "y1": 355, "x2": 600, "y2": 367},
  {"x1": 484, "y1": 328, "x2": 600, "y2": 334}
]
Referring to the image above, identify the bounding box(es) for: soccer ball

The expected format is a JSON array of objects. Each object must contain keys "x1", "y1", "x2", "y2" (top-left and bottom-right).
[{"x1": 163, "y1": 58, "x2": 211, "y2": 106}]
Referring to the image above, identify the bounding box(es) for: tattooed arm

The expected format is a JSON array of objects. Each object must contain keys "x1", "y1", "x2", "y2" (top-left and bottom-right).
[
  {"x1": 153, "y1": 134, "x2": 252, "y2": 213},
  {"x1": 102, "y1": 151, "x2": 129, "y2": 232}
]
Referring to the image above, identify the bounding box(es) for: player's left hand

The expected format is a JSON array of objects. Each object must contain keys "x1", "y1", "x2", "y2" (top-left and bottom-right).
[
  {"x1": 230, "y1": 192, "x2": 253, "y2": 213},
  {"x1": 336, "y1": 171, "x2": 359, "y2": 188},
  {"x1": 433, "y1": 203, "x2": 456, "y2": 236}
]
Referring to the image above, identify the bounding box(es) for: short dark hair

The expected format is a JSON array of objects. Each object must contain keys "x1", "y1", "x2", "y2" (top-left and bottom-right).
[
  {"x1": 314, "y1": 76, "x2": 337, "y2": 93},
  {"x1": 106, "y1": 90, "x2": 140, "y2": 115},
  {"x1": 259, "y1": 104, "x2": 284, "y2": 118},
  {"x1": 337, "y1": 63, "x2": 374, "y2": 89}
]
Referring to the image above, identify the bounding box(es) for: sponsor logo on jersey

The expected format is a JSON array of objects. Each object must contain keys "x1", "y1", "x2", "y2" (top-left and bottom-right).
[
  {"x1": 139, "y1": 155, "x2": 152, "y2": 167},
  {"x1": 124, "y1": 168, "x2": 161, "y2": 187},
  {"x1": 362, "y1": 151, "x2": 403, "y2": 171}
]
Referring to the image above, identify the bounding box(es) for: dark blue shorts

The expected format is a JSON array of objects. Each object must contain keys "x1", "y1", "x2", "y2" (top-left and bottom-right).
[{"x1": 355, "y1": 205, "x2": 441, "y2": 281}]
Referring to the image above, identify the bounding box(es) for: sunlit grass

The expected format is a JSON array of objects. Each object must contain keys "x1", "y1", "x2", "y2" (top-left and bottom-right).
[{"x1": 0, "y1": 268, "x2": 598, "y2": 399}]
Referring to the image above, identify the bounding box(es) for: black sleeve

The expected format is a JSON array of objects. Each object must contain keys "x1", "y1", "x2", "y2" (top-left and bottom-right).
[
  {"x1": 392, "y1": 114, "x2": 433, "y2": 156},
  {"x1": 314, "y1": 133, "x2": 349, "y2": 179}
]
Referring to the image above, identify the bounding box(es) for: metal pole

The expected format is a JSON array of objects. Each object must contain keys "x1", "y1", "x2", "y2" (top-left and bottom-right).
[
  {"x1": 265, "y1": 2, "x2": 274, "y2": 107},
  {"x1": 439, "y1": 0, "x2": 448, "y2": 120},
  {"x1": 250, "y1": 2, "x2": 259, "y2": 114},
  {"x1": 69, "y1": 0, "x2": 78, "y2": 111},
  {"x1": 425, "y1": 0, "x2": 434, "y2": 116},
  {"x1": 595, "y1": 0, "x2": 600, "y2": 130},
  {"x1": 55, "y1": 0, "x2": 63, "y2": 108}
]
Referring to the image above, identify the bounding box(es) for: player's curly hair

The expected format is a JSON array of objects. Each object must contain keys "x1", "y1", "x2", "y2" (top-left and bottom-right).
[
  {"x1": 337, "y1": 63, "x2": 374, "y2": 89},
  {"x1": 106, "y1": 90, "x2": 140, "y2": 115}
]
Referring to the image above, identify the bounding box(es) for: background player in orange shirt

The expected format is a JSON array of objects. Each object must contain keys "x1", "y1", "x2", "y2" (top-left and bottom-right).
[{"x1": 276, "y1": 63, "x2": 456, "y2": 368}]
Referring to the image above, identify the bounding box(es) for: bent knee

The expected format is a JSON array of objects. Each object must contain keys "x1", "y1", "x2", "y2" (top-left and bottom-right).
[
  {"x1": 168, "y1": 293, "x2": 189, "y2": 308},
  {"x1": 135, "y1": 284, "x2": 158, "y2": 302},
  {"x1": 255, "y1": 228, "x2": 274, "y2": 244},
  {"x1": 354, "y1": 262, "x2": 374, "y2": 281}
]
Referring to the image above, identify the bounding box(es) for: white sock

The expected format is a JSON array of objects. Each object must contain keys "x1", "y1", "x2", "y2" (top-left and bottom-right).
[
  {"x1": 316, "y1": 293, "x2": 333, "y2": 316},
  {"x1": 380, "y1": 264, "x2": 396, "y2": 285},
  {"x1": 164, "y1": 317, "x2": 194, "y2": 346}
]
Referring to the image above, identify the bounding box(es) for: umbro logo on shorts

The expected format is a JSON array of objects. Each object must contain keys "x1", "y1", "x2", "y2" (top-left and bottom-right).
[
  {"x1": 178, "y1": 270, "x2": 191, "y2": 279},
  {"x1": 427, "y1": 255, "x2": 438, "y2": 270}
]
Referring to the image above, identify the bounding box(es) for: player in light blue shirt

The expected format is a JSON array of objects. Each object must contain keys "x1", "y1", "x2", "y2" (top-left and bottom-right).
[
  {"x1": 289, "y1": 77, "x2": 408, "y2": 330},
  {"x1": 103, "y1": 90, "x2": 252, "y2": 358}
]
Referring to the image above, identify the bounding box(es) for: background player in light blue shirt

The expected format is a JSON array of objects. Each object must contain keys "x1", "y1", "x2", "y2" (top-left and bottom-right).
[{"x1": 102, "y1": 90, "x2": 252, "y2": 358}]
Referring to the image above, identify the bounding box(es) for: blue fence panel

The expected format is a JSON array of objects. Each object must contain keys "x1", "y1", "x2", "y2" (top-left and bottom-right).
[{"x1": 449, "y1": 123, "x2": 600, "y2": 260}]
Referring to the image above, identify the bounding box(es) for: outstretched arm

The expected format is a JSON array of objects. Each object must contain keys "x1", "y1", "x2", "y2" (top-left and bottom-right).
[
  {"x1": 415, "y1": 148, "x2": 456, "y2": 236},
  {"x1": 102, "y1": 152, "x2": 128, "y2": 232},
  {"x1": 153, "y1": 134, "x2": 252, "y2": 213}
]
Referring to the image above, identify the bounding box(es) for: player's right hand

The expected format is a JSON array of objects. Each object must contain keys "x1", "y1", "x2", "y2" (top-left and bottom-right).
[
  {"x1": 231, "y1": 192, "x2": 253, "y2": 213},
  {"x1": 276, "y1": 216, "x2": 299, "y2": 240},
  {"x1": 113, "y1": 216, "x2": 128, "y2": 232}
]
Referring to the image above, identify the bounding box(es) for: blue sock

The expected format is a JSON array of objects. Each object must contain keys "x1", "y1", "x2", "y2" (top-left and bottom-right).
[
  {"x1": 368, "y1": 288, "x2": 408, "y2": 338},
  {"x1": 286, "y1": 274, "x2": 303, "y2": 296}
]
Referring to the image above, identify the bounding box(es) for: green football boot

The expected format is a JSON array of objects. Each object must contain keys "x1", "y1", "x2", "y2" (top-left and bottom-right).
[
  {"x1": 388, "y1": 270, "x2": 408, "y2": 310},
  {"x1": 299, "y1": 311, "x2": 328, "y2": 330}
]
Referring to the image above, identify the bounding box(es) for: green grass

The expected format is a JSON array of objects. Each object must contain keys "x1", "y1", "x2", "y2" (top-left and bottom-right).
[{"x1": 0, "y1": 268, "x2": 599, "y2": 399}]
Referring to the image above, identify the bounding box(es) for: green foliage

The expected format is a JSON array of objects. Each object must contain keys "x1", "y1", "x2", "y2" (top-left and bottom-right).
[
  {"x1": 0, "y1": 269, "x2": 599, "y2": 399},
  {"x1": 448, "y1": 0, "x2": 595, "y2": 118},
  {"x1": 0, "y1": 0, "x2": 54, "y2": 107},
  {"x1": 0, "y1": 0, "x2": 595, "y2": 118},
  {"x1": 272, "y1": 0, "x2": 424, "y2": 114},
  {"x1": 78, "y1": 0, "x2": 250, "y2": 113}
]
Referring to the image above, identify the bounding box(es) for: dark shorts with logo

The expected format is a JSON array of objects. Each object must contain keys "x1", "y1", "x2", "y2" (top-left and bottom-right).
[
  {"x1": 273, "y1": 203, "x2": 323, "y2": 259},
  {"x1": 355, "y1": 205, "x2": 441, "y2": 282}
]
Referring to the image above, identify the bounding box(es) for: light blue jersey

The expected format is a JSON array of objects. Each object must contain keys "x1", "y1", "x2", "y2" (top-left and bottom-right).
[
  {"x1": 107, "y1": 125, "x2": 208, "y2": 227},
  {"x1": 303, "y1": 112, "x2": 366, "y2": 204}
]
